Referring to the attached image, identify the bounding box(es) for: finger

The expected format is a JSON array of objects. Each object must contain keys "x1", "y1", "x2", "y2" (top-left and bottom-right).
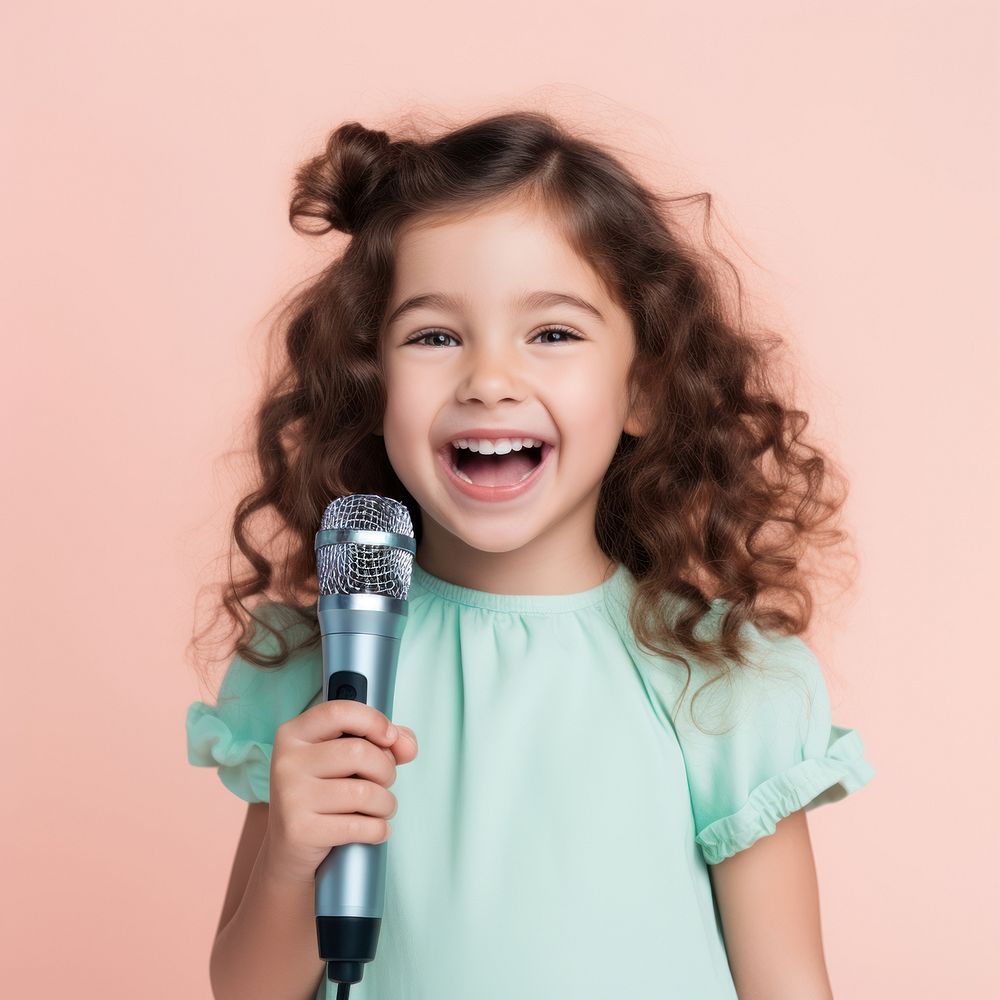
[
  {"x1": 314, "y1": 778, "x2": 398, "y2": 820},
  {"x1": 320, "y1": 813, "x2": 392, "y2": 847},
  {"x1": 291, "y1": 698, "x2": 397, "y2": 747},
  {"x1": 313, "y1": 736, "x2": 398, "y2": 787},
  {"x1": 387, "y1": 725, "x2": 419, "y2": 764}
]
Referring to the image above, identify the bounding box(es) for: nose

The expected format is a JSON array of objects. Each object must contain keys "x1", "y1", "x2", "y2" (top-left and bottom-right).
[{"x1": 456, "y1": 339, "x2": 527, "y2": 406}]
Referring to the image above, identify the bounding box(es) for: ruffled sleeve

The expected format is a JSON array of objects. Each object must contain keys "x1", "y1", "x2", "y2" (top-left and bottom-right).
[
  {"x1": 185, "y1": 605, "x2": 323, "y2": 803},
  {"x1": 631, "y1": 611, "x2": 875, "y2": 865}
]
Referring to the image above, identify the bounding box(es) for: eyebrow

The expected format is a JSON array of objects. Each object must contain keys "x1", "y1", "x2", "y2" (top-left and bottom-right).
[{"x1": 384, "y1": 289, "x2": 605, "y2": 327}]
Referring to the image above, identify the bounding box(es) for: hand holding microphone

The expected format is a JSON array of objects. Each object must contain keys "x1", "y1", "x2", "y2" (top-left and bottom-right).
[{"x1": 261, "y1": 702, "x2": 418, "y2": 886}]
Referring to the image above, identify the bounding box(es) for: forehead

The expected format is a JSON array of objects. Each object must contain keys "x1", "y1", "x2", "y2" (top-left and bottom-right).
[{"x1": 390, "y1": 199, "x2": 607, "y2": 304}]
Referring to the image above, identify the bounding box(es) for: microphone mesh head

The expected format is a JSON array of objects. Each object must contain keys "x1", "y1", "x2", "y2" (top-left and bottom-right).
[{"x1": 317, "y1": 494, "x2": 415, "y2": 598}]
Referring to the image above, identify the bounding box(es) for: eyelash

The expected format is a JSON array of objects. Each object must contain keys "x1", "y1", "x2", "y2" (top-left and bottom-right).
[{"x1": 403, "y1": 326, "x2": 584, "y2": 348}]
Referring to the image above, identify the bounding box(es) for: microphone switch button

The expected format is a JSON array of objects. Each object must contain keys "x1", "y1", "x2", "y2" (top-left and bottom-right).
[{"x1": 328, "y1": 670, "x2": 368, "y2": 704}]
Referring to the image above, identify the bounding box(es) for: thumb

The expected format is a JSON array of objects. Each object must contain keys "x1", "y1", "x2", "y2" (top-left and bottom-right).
[{"x1": 388, "y1": 724, "x2": 419, "y2": 764}]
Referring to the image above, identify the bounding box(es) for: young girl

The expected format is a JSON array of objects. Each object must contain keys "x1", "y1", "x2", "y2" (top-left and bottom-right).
[{"x1": 186, "y1": 110, "x2": 875, "y2": 1000}]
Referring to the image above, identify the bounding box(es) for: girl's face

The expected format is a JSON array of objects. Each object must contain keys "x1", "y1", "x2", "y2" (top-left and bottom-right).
[{"x1": 378, "y1": 197, "x2": 643, "y2": 592}]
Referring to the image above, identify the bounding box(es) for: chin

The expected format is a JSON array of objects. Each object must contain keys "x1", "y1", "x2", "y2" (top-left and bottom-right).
[
  {"x1": 455, "y1": 532, "x2": 538, "y2": 555},
  {"x1": 425, "y1": 506, "x2": 545, "y2": 555}
]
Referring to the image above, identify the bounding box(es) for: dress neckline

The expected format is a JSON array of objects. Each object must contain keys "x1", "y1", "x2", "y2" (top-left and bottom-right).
[{"x1": 409, "y1": 559, "x2": 633, "y2": 614}]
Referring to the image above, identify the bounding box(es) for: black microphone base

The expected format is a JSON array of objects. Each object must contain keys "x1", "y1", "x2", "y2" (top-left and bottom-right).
[
  {"x1": 327, "y1": 960, "x2": 363, "y2": 984},
  {"x1": 318, "y1": 916, "x2": 382, "y2": 983}
]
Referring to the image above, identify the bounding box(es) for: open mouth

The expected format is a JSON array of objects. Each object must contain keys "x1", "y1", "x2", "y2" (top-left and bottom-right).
[{"x1": 442, "y1": 442, "x2": 548, "y2": 487}]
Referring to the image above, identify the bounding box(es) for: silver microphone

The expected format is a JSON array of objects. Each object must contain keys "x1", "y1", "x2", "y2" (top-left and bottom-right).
[{"x1": 313, "y1": 494, "x2": 416, "y2": 994}]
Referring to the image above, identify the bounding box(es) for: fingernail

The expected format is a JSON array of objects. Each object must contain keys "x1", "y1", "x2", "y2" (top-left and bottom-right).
[
  {"x1": 403, "y1": 726, "x2": 418, "y2": 749},
  {"x1": 386, "y1": 724, "x2": 398, "y2": 741}
]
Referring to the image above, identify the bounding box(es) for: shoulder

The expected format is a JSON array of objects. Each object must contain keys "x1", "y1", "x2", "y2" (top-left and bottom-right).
[
  {"x1": 720, "y1": 620, "x2": 825, "y2": 732},
  {"x1": 618, "y1": 590, "x2": 822, "y2": 737},
  {"x1": 186, "y1": 602, "x2": 323, "y2": 802},
  {"x1": 612, "y1": 591, "x2": 875, "y2": 864}
]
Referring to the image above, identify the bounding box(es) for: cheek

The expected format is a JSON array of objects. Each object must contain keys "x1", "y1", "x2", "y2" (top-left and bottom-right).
[
  {"x1": 556, "y1": 365, "x2": 628, "y2": 440},
  {"x1": 381, "y1": 373, "x2": 434, "y2": 463},
  {"x1": 382, "y1": 368, "x2": 417, "y2": 423}
]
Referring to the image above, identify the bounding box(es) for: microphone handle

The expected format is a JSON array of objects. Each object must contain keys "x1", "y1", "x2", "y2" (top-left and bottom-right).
[{"x1": 314, "y1": 594, "x2": 408, "y2": 986}]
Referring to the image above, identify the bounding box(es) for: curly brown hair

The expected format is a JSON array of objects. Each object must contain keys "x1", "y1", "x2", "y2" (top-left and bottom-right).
[{"x1": 190, "y1": 108, "x2": 853, "y2": 725}]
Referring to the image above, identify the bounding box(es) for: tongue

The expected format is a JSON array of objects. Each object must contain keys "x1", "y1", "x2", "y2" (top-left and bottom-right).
[{"x1": 462, "y1": 451, "x2": 536, "y2": 486}]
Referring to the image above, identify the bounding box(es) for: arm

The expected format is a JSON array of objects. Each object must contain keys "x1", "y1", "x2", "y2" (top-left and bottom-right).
[
  {"x1": 707, "y1": 808, "x2": 834, "y2": 1000},
  {"x1": 209, "y1": 803, "x2": 325, "y2": 1000}
]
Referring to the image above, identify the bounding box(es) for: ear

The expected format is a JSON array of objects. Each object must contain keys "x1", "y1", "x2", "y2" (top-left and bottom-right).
[
  {"x1": 623, "y1": 412, "x2": 645, "y2": 437},
  {"x1": 623, "y1": 388, "x2": 650, "y2": 437}
]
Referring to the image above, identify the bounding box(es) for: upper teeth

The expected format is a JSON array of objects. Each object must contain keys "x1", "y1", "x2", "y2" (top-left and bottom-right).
[{"x1": 451, "y1": 438, "x2": 545, "y2": 455}]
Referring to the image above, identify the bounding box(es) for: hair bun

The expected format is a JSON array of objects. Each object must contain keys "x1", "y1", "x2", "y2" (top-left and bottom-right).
[{"x1": 289, "y1": 122, "x2": 397, "y2": 236}]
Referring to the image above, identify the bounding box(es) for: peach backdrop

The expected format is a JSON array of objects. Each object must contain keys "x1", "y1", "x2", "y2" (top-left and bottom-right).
[{"x1": 4, "y1": 1, "x2": 996, "y2": 996}]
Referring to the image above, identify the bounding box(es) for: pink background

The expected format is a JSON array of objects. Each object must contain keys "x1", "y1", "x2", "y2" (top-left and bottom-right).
[{"x1": 4, "y1": 1, "x2": 996, "y2": 995}]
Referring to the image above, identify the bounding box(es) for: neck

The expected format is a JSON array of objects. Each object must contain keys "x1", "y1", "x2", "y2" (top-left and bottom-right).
[{"x1": 416, "y1": 524, "x2": 615, "y2": 596}]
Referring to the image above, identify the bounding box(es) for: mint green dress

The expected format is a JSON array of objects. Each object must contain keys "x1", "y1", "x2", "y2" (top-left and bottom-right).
[{"x1": 186, "y1": 561, "x2": 875, "y2": 999}]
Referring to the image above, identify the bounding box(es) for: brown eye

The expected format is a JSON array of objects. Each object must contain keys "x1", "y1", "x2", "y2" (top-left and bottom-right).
[
  {"x1": 405, "y1": 330, "x2": 458, "y2": 347},
  {"x1": 532, "y1": 327, "x2": 583, "y2": 344}
]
